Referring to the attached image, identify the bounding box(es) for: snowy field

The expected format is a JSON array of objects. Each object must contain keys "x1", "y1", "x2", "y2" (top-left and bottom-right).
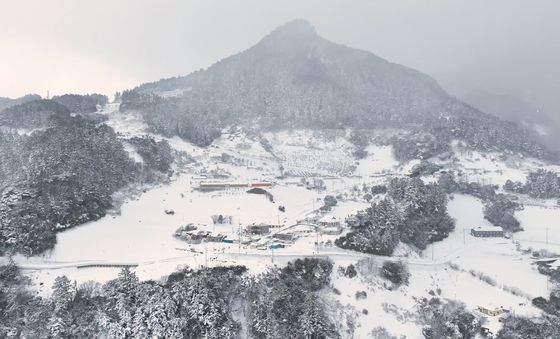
[
  {"x1": 16, "y1": 108, "x2": 385, "y2": 294},
  {"x1": 8, "y1": 105, "x2": 560, "y2": 337},
  {"x1": 324, "y1": 194, "x2": 547, "y2": 338}
]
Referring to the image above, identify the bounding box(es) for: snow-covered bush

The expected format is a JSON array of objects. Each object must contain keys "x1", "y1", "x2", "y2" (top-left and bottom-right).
[
  {"x1": 416, "y1": 298, "x2": 481, "y2": 339},
  {"x1": 381, "y1": 261, "x2": 410, "y2": 287},
  {"x1": 483, "y1": 194, "x2": 523, "y2": 232}
]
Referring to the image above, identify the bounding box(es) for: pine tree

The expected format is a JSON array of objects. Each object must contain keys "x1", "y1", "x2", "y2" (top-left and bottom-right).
[
  {"x1": 298, "y1": 293, "x2": 336, "y2": 339},
  {"x1": 48, "y1": 276, "x2": 76, "y2": 339}
]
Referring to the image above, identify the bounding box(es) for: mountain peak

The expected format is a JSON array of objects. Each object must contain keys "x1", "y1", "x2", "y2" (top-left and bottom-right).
[
  {"x1": 257, "y1": 19, "x2": 320, "y2": 49},
  {"x1": 273, "y1": 19, "x2": 316, "y2": 36}
]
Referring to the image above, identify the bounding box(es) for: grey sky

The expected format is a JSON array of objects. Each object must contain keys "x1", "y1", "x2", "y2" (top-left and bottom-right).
[{"x1": 1, "y1": 0, "x2": 558, "y2": 115}]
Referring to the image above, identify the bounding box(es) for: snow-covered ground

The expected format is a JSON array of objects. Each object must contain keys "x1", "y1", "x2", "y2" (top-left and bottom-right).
[
  {"x1": 516, "y1": 206, "x2": 560, "y2": 248},
  {"x1": 445, "y1": 141, "x2": 560, "y2": 187},
  {"x1": 354, "y1": 144, "x2": 404, "y2": 177},
  {"x1": 10, "y1": 104, "x2": 560, "y2": 337},
  {"x1": 263, "y1": 129, "x2": 356, "y2": 176},
  {"x1": 428, "y1": 194, "x2": 549, "y2": 299},
  {"x1": 324, "y1": 194, "x2": 547, "y2": 338}
]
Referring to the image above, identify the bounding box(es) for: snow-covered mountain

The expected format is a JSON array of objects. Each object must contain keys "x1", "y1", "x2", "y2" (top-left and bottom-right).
[{"x1": 120, "y1": 19, "x2": 553, "y2": 161}]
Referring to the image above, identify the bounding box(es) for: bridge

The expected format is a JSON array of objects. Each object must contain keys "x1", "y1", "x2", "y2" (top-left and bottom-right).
[
  {"x1": 0, "y1": 259, "x2": 139, "y2": 271},
  {"x1": 76, "y1": 262, "x2": 138, "y2": 269}
]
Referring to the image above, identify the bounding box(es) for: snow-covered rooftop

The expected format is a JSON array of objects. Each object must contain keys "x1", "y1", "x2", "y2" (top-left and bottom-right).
[
  {"x1": 319, "y1": 215, "x2": 340, "y2": 223},
  {"x1": 473, "y1": 226, "x2": 504, "y2": 232},
  {"x1": 472, "y1": 226, "x2": 504, "y2": 232}
]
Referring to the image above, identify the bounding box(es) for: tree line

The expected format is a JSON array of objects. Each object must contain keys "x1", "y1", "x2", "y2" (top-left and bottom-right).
[{"x1": 0, "y1": 258, "x2": 338, "y2": 339}]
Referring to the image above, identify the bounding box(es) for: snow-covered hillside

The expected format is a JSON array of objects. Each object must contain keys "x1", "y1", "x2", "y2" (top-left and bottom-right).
[{"x1": 6, "y1": 103, "x2": 560, "y2": 338}]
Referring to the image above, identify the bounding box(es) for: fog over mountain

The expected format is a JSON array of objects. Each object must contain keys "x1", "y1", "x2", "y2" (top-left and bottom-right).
[
  {"x1": 461, "y1": 90, "x2": 560, "y2": 151},
  {"x1": 1, "y1": 0, "x2": 558, "y2": 124}
]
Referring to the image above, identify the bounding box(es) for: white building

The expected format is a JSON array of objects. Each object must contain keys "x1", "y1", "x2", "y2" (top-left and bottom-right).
[
  {"x1": 318, "y1": 216, "x2": 342, "y2": 234},
  {"x1": 318, "y1": 215, "x2": 341, "y2": 228},
  {"x1": 471, "y1": 226, "x2": 504, "y2": 238}
]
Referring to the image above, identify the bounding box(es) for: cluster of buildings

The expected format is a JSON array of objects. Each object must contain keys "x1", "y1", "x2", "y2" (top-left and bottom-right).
[
  {"x1": 174, "y1": 224, "x2": 230, "y2": 244},
  {"x1": 174, "y1": 209, "x2": 346, "y2": 251},
  {"x1": 244, "y1": 216, "x2": 343, "y2": 238}
]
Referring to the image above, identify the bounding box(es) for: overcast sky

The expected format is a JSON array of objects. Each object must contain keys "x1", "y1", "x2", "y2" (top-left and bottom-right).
[{"x1": 1, "y1": 0, "x2": 558, "y2": 114}]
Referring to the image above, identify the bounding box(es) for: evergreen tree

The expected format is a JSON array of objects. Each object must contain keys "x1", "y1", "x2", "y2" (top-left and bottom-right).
[{"x1": 298, "y1": 293, "x2": 337, "y2": 339}]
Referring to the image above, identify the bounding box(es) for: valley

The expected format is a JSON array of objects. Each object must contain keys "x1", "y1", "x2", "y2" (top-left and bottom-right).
[{"x1": 3, "y1": 102, "x2": 559, "y2": 338}]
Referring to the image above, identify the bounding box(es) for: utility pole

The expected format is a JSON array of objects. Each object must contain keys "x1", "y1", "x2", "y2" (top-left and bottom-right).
[
  {"x1": 431, "y1": 245, "x2": 434, "y2": 261},
  {"x1": 205, "y1": 244, "x2": 208, "y2": 267},
  {"x1": 316, "y1": 226, "x2": 320, "y2": 254}
]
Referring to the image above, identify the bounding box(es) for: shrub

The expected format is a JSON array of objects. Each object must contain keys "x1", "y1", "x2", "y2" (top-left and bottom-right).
[
  {"x1": 355, "y1": 291, "x2": 367, "y2": 300},
  {"x1": 381, "y1": 261, "x2": 410, "y2": 286}
]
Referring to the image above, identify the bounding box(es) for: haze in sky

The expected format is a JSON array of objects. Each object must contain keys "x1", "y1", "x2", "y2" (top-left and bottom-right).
[{"x1": 1, "y1": 0, "x2": 559, "y2": 117}]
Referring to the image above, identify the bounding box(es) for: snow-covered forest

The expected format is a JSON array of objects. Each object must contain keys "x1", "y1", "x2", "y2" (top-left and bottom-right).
[
  {"x1": 119, "y1": 21, "x2": 552, "y2": 162},
  {"x1": 0, "y1": 99, "x2": 175, "y2": 255}
]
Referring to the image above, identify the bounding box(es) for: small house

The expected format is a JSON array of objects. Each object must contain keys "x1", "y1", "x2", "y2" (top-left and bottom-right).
[
  {"x1": 175, "y1": 223, "x2": 197, "y2": 233},
  {"x1": 198, "y1": 181, "x2": 247, "y2": 191},
  {"x1": 318, "y1": 216, "x2": 341, "y2": 228},
  {"x1": 471, "y1": 226, "x2": 504, "y2": 238},
  {"x1": 175, "y1": 224, "x2": 201, "y2": 243},
  {"x1": 246, "y1": 223, "x2": 270, "y2": 235},
  {"x1": 318, "y1": 216, "x2": 343, "y2": 235},
  {"x1": 321, "y1": 226, "x2": 342, "y2": 235},
  {"x1": 206, "y1": 233, "x2": 226, "y2": 242},
  {"x1": 477, "y1": 306, "x2": 505, "y2": 317},
  {"x1": 273, "y1": 233, "x2": 296, "y2": 242},
  {"x1": 198, "y1": 182, "x2": 227, "y2": 191},
  {"x1": 183, "y1": 233, "x2": 203, "y2": 244}
]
